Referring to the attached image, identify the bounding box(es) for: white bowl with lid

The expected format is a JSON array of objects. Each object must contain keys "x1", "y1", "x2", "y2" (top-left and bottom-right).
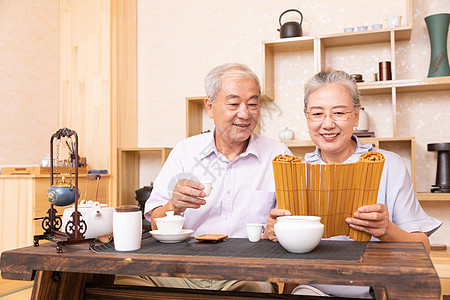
[{"x1": 154, "y1": 211, "x2": 184, "y2": 233}]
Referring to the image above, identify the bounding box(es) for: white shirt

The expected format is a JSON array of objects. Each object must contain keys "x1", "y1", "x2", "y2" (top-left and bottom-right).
[
  {"x1": 144, "y1": 130, "x2": 291, "y2": 238},
  {"x1": 302, "y1": 136, "x2": 442, "y2": 299}
]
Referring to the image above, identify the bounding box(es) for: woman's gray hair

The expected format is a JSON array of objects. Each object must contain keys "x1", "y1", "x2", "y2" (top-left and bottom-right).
[
  {"x1": 204, "y1": 63, "x2": 261, "y2": 104},
  {"x1": 303, "y1": 70, "x2": 361, "y2": 111}
]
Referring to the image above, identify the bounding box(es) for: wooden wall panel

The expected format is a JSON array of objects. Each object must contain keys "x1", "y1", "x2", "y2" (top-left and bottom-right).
[
  {"x1": 111, "y1": 0, "x2": 138, "y2": 206},
  {"x1": 59, "y1": 0, "x2": 112, "y2": 172},
  {"x1": 59, "y1": 0, "x2": 137, "y2": 205},
  {"x1": 0, "y1": 177, "x2": 33, "y2": 252}
]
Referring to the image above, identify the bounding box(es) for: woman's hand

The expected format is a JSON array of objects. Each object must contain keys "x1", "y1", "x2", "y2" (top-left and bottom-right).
[
  {"x1": 262, "y1": 209, "x2": 291, "y2": 241},
  {"x1": 346, "y1": 203, "x2": 431, "y2": 253},
  {"x1": 345, "y1": 204, "x2": 391, "y2": 238}
]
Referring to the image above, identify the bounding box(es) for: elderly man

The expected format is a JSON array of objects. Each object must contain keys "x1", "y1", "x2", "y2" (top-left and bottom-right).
[{"x1": 134, "y1": 63, "x2": 290, "y2": 292}]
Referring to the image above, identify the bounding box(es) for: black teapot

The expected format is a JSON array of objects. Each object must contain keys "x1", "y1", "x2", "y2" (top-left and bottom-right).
[
  {"x1": 278, "y1": 9, "x2": 303, "y2": 38},
  {"x1": 135, "y1": 183, "x2": 153, "y2": 212},
  {"x1": 135, "y1": 183, "x2": 153, "y2": 202}
]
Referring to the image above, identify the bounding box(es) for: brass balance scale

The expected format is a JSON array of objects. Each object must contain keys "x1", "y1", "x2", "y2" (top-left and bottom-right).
[{"x1": 33, "y1": 128, "x2": 95, "y2": 253}]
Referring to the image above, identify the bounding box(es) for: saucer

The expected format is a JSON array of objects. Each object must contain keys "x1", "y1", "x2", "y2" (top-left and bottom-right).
[{"x1": 150, "y1": 229, "x2": 194, "y2": 243}]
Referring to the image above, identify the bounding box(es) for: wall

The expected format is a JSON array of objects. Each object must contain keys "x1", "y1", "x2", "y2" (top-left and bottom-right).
[
  {"x1": 137, "y1": 0, "x2": 450, "y2": 244},
  {"x1": 0, "y1": 0, "x2": 59, "y2": 167}
]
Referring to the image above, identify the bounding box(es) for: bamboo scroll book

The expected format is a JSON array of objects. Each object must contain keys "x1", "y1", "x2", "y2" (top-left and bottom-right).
[{"x1": 272, "y1": 152, "x2": 385, "y2": 242}]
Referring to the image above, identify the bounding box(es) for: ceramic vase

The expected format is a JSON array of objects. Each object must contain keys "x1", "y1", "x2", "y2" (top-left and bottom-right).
[
  {"x1": 357, "y1": 107, "x2": 369, "y2": 132},
  {"x1": 425, "y1": 13, "x2": 450, "y2": 77}
]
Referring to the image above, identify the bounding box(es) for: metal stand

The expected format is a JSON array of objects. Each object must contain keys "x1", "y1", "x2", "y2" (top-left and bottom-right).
[
  {"x1": 33, "y1": 128, "x2": 95, "y2": 252},
  {"x1": 428, "y1": 143, "x2": 450, "y2": 193}
]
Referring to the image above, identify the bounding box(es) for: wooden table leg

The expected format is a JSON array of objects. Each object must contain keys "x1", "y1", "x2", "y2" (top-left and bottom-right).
[{"x1": 31, "y1": 270, "x2": 115, "y2": 300}]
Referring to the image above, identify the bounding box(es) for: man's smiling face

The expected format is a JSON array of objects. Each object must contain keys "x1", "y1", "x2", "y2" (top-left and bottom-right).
[{"x1": 206, "y1": 74, "x2": 260, "y2": 146}]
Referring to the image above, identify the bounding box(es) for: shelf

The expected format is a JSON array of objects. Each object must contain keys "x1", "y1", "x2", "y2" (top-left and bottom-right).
[
  {"x1": 264, "y1": 36, "x2": 315, "y2": 52},
  {"x1": 359, "y1": 77, "x2": 450, "y2": 95},
  {"x1": 118, "y1": 147, "x2": 172, "y2": 206},
  {"x1": 263, "y1": 37, "x2": 316, "y2": 100},
  {"x1": 262, "y1": 27, "x2": 415, "y2": 101},
  {"x1": 318, "y1": 26, "x2": 412, "y2": 48},
  {"x1": 418, "y1": 193, "x2": 450, "y2": 202},
  {"x1": 262, "y1": 26, "x2": 412, "y2": 51},
  {"x1": 186, "y1": 96, "x2": 205, "y2": 138}
]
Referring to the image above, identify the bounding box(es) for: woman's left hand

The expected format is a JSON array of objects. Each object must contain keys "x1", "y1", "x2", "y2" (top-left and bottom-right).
[
  {"x1": 262, "y1": 208, "x2": 291, "y2": 241},
  {"x1": 345, "y1": 204, "x2": 391, "y2": 238}
]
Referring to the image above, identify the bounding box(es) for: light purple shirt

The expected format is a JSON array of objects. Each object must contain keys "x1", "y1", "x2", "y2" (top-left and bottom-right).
[
  {"x1": 305, "y1": 136, "x2": 442, "y2": 238},
  {"x1": 303, "y1": 136, "x2": 442, "y2": 299},
  {"x1": 144, "y1": 130, "x2": 291, "y2": 238}
]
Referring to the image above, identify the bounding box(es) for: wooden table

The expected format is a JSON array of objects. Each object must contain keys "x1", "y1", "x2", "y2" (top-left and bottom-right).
[{"x1": 0, "y1": 238, "x2": 441, "y2": 300}]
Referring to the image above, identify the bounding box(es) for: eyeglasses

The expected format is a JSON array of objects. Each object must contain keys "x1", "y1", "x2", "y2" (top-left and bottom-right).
[{"x1": 305, "y1": 109, "x2": 355, "y2": 122}]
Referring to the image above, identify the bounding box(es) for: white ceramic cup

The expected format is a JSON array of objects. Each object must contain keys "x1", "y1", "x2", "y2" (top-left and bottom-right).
[
  {"x1": 201, "y1": 181, "x2": 212, "y2": 197},
  {"x1": 246, "y1": 223, "x2": 263, "y2": 242},
  {"x1": 113, "y1": 211, "x2": 142, "y2": 251}
]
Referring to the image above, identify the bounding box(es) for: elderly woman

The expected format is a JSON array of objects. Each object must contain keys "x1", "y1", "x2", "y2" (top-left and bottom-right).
[{"x1": 263, "y1": 70, "x2": 442, "y2": 298}]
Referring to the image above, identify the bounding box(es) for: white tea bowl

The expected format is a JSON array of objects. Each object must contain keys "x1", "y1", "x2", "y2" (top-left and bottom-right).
[
  {"x1": 344, "y1": 27, "x2": 354, "y2": 32},
  {"x1": 154, "y1": 211, "x2": 184, "y2": 234},
  {"x1": 274, "y1": 216, "x2": 324, "y2": 253},
  {"x1": 357, "y1": 25, "x2": 368, "y2": 31}
]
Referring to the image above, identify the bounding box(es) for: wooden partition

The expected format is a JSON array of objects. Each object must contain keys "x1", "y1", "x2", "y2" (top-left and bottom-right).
[{"x1": 59, "y1": 0, "x2": 137, "y2": 206}]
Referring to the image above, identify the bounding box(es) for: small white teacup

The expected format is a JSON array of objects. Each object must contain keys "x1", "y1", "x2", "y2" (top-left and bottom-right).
[
  {"x1": 201, "y1": 181, "x2": 212, "y2": 197},
  {"x1": 246, "y1": 223, "x2": 263, "y2": 242}
]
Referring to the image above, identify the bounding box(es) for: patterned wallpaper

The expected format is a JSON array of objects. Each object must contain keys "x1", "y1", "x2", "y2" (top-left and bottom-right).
[{"x1": 138, "y1": 0, "x2": 450, "y2": 244}]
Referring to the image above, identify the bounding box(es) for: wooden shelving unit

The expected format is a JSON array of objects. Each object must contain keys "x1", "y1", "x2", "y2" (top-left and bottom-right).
[
  {"x1": 359, "y1": 77, "x2": 450, "y2": 95},
  {"x1": 263, "y1": 36, "x2": 316, "y2": 100},
  {"x1": 418, "y1": 193, "x2": 450, "y2": 202},
  {"x1": 263, "y1": 26, "x2": 418, "y2": 137},
  {"x1": 186, "y1": 1, "x2": 449, "y2": 203},
  {"x1": 318, "y1": 26, "x2": 412, "y2": 48},
  {"x1": 118, "y1": 147, "x2": 172, "y2": 206}
]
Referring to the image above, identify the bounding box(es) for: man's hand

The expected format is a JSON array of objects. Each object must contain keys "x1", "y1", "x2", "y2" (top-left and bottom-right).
[
  {"x1": 170, "y1": 179, "x2": 207, "y2": 214},
  {"x1": 262, "y1": 208, "x2": 291, "y2": 241},
  {"x1": 345, "y1": 204, "x2": 390, "y2": 238},
  {"x1": 151, "y1": 179, "x2": 208, "y2": 230}
]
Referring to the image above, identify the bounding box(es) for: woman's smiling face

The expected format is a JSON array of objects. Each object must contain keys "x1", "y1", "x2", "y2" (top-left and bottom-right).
[{"x1": 305, "y1": 84, "x2": 360, "y2": 163}]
